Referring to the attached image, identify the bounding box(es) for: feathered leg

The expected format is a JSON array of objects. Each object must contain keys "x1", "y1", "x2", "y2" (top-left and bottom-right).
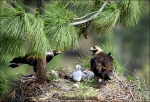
[
  {"x1": 33, "y1": 66, "x2": 37, "y2": 72},
  {"x1": 99, "y1": 79, "x2": 106, "y2": 86}
]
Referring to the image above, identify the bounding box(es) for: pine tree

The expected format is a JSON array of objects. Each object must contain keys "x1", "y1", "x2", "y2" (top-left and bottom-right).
[{"x1": 0, "y1": 0, "x2": 143, "y2": 83}]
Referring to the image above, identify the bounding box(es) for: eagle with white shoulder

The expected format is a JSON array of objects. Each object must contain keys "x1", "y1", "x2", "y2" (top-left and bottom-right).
[
  {"x1": 90, "y1": 46, "x2": 114, "y2": 86},
  {"x1": 9, "y1": 50, "x2": 61, "y2": 72}
]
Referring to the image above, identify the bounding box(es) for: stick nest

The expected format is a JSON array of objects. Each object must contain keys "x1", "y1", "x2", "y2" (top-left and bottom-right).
[{"x1": 1, "y1": 70, "x2": 149, "y2": 102}]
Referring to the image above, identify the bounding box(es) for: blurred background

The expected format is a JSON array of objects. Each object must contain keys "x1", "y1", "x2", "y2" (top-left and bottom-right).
[{"x1": 0, "y1": 1, "x2": 149, "y2": 87}]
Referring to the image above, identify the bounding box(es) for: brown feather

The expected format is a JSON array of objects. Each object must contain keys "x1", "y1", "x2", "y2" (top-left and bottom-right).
[
  {"x1": 90, "y1": 46, "x2": 114, "y2": 86},
  {"x1": 9, "y1": 50, "x2": 61, "y2": 72}
]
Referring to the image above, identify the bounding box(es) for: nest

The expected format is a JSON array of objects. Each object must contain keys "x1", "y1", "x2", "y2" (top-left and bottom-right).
[{"x1": 1, "y1": 71, "x2": 149, "y2": 102}]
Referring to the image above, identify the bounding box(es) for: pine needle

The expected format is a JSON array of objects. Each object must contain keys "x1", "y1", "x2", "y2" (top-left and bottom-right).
[
  {"x1": 118, "y1": 0, "x2": 143, "y2": 26},
  {"x1": 44, "y1": 2, "x2": 78, "y2": 51},
  {"x1": 28, "y1": 18, "x2": 49, "y2": 58},
  {"x1": 92, "y1": 9, "x2": 120, "y2": 34}
]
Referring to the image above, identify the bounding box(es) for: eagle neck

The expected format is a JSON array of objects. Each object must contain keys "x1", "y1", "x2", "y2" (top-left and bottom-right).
[
  {"x1": 94, "y1": 50, "x2": 103, "y2": 56},
  {"x1": 46, "y1": 54, "x2": 54, "y2": 63}
]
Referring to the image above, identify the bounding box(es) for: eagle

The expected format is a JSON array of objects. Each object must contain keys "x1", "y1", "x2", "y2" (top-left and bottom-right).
[
  {"x1": 9, "y1": 50, "x2": 61, "y2": 72},
  {"x1": 89, "y1": 46, "x2": 114, "y2": 86}
]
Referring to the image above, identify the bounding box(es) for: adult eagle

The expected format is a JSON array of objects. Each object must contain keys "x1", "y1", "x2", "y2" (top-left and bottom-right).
[
  {"x1": 9, "y1": 50, "x2": 61, "y2": 72},
  {"x1": 90, "y1": 46, "x2": 114, "y2": 86}
]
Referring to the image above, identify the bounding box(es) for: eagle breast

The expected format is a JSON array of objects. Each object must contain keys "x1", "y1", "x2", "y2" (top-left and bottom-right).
[{"x1": 90, "y1": 46, "x2": 114, "y2": 82}]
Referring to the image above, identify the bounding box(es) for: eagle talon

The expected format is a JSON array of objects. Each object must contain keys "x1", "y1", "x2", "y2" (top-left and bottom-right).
[{"x1": 99, "y1": 79, "x2": 106, "y2": 86}]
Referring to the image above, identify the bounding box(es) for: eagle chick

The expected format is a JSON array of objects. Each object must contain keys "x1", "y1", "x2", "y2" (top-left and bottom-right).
[
  {"x1": 9, "y1": 50, "x2": 61, "y2": 72},
  {"x1": 90, "y1": 46, "x2": 114, "y2": 86}
]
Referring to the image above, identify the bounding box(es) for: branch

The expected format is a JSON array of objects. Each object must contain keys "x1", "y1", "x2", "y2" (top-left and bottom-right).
[
  {"x1": 36, "y1": 0, "x2": 44, "y2": 15},
  {"x1": 73, "y1": 11, "x2": 98, "y2": 20},
  {"x1": 70, "y1": 0, "x2": 108, "y2": 26}
]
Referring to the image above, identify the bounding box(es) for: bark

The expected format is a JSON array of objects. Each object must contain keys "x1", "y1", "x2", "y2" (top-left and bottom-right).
[{"x1": 36, "y1": 57, "x2": 47, "y2": 84}]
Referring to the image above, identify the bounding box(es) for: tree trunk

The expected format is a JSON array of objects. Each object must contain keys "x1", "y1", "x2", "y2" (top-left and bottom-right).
[
  {"x1": 35, "y1": 0, "x2": 46, "y2": 84},
  {"x1": 36, "y1": 57, "x2": 47, "y2": 84}
]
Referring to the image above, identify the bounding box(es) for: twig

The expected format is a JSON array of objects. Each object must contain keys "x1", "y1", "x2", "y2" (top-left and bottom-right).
[
  {"x1": 70, "y1": 0, "x2": 108, "y2": 26},
  {"x1": 1, "y1": 86, "x2": 18, "y2": 102},
  {"x1": 129, "y1": 89, "x2": 136, "y2": 102},
  {"x1": 15, "y1": 92, "x2": 23, "y2": 102},
  {"x1": 19, "y1": 82, "x2": 24, "y2": 97}
]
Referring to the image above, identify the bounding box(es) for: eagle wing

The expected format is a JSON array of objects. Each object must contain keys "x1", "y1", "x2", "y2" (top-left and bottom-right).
[
  {"x1": 90, "y1": 53, "x2": 114, "y2": 79},
  {"x1": 90, "y1": 57, "x2": 103, "y2": 77},
  {"x1": 24, "y1": 54, "x2": 37, "y2": 65},
  {"x1": 99, "y1": 55, "x2": 114, "y2": 79},
  {"x1": 9, "y1": 54, "x2": 36, "y2": 65},
  {"x1": 90, "y1": 57, "x2": 101, "y2": 71}
]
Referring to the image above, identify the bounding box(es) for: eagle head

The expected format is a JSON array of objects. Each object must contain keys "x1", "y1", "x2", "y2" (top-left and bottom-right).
[
  {"x1": 75, "y1": 64, "x2": 81, "y2": 71},
  {"x1": 52, "y1": 50, "x2": 61, "y2": 56},
  {"x1": 46, "y1": 50, "x2": 61, "y2": 56},
  {"x1": 90, "y1": 46, "x2": 103, "y2": 54}
]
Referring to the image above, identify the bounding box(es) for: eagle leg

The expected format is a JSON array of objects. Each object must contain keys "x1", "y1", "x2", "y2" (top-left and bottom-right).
[
  {"x1": 99, "y1": 79, "x2": 106, "y2": 86},
  {"x1": 33, "y1": 66, "x2": 37, "y2": 72}
]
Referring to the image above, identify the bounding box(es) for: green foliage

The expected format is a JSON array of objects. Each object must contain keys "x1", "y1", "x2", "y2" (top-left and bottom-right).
[
  {"x1": 92, "y1": 9, "x2": 120, "y2": 34},
  {"x1": 70, "y1": 0, "x2": 94, "y2": 17},
  {"x1": 0, "y1": 32, "x2": 25, "y2": 60},
  {"x1": 44, "y1": 2, "x2": 74, "y2": 26},
  {"x1": 92, "y1": 0, "x2": 143, "y2": 33},
  {"x1": 127, "y1": 76, "x2": 135, "y2": 81},
  {"x1": 46, "y1": 25, "x2": 78, "y2": 51},
  {"x1": 77, "y1": 53, "x2": 91, "y2": 68},
  {"x1": 0, "y1": 71, "x2": 8, "y2": 98},
  {"x1": 71, "y1": 0, "x2": 94, "y2": 8},
  {"x1": 44, "y1": 2, "x2": 78, "y2": 51},
  {"x1": 47, "y1": 74, "x2": 57, "y2": 82},
  {"x1": 28, "y1": 18, "x2": 49, "y2": 57},
  {"x1": 64, "y1": 79, "x2": 98, "y2": 98},
  {"x1": 76, "y1": 81, "x2": 98, "y2": 98},
  {"x1": 0, "y1": 3, "x2": 26, "y2": 58},
  {"x1": 114, "y1": 60, "x2": 125, "y2": 75},
  {"x1": 118, "y1": 0, "x2": 143, "y2": 26},
  {"x1": 0, "y1": 1, "x2": 80, "y2": 60},
  {"x1": 0, "y1": 0, "x2": 143, "y2": 60},
  {"x1": 0, "y1": 0, "x2": 6, "y2": 5},
  {"x1": 0, "y1": 2, "x2": 49, "y2": 58},
  {"x1": 83, "y1": 79, "x2": 98, "y2": 87},
  {"x1": 101, "y1": 42, "x2": 117, "y2": 59}
]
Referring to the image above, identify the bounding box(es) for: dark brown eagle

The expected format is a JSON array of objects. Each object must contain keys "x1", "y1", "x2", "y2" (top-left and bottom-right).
[
  {"x1": 9, "y1": 50, "x2": 61, "y2": 72},
  {"x1": 90, "y1": 46, "x2": 114, "y2": 86}
]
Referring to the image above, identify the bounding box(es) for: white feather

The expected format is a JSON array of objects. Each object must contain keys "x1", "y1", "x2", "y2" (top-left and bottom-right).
[
  {"x1": 46, "y1": 51, "x2": 53, "y2": 55},
  {"x1": 72, "y1": 71, "x2": 82, "y2": 82},
  {"x1": 75, "y1": 64, "x2": 81, "y2": 70},
  {"x1": 81, "y1": 72, "x2": 88, "y2": 81},
  {"x1": 71, "y1": 64, "x2": 83, "y2": 82},
  {"x1": 87, "y1": 72, "x2": 94, "y2": 79},
  {"x1": 71, "y1": 64, "x2": 95, "y2": 82},
  {"x1": 70, "y1": 74, "x2": 73, "y2": 78}
]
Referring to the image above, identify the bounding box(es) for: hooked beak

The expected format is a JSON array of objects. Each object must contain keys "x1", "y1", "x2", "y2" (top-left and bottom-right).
[
  {"x1": 57, "y1": 51, "x2": 61, "y2": 54},
  {"x1": 89, "y1": 47, "x2": 94, "y2": 51}
]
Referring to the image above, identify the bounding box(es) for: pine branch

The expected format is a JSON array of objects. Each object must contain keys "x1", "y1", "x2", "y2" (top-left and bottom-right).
[
  {"x1": 73, "y1": 11, "x2": 97, "y2": 20},
  {"x1": 70, "y1": 0, "x2": 108, "y2": 26}
]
